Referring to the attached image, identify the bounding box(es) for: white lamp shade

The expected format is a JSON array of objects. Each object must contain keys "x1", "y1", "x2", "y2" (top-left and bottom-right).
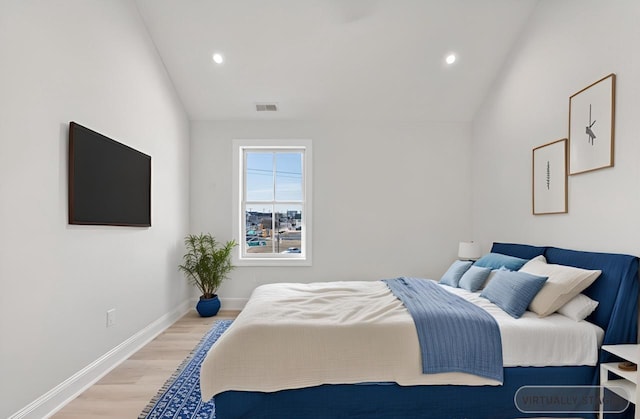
[{"x1": 458, "y1": 241, "x2": 481, "y2": 260}]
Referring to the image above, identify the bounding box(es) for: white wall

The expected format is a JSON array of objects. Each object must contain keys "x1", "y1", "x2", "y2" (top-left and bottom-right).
[
  {"x1": 472, "y1": 0, "x2": 640, "y2": 256},
  {"x1": 191, "y1": 120, "x2": 472, "y2": 303},
  {"x1": 0, "y1": 1, "x2": 190, "y2": 417}
]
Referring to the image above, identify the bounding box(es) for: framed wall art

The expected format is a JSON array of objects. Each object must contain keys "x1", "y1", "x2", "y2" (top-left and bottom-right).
[
  {"x1": 533, "y1": 138, "x2": 567, "y2": 215},
  {"x1": 568, "y1": 73, "x2": 616, "y2": 175}
]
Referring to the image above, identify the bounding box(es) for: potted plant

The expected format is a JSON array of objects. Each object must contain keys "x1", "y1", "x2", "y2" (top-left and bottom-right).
[{"x1": 178, "y1": 233, "x2": 237, "y2": 317}]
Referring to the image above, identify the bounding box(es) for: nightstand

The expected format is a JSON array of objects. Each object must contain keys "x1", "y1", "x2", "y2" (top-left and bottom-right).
[{"x1": 600, "y1": 344, "x2": 639, "y2": 419}]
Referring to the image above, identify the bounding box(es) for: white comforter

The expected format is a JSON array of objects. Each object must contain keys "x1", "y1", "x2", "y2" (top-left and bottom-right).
[{"x1": 200, "y1": 280, "x2": 603, "y2": 401}]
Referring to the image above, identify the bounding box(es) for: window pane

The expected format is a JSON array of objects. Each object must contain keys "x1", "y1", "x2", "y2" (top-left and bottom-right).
[
  {"x1": 245, "y1": 204, "x2": 274, "y2": 254},
  {"x1": 275, "y1": 152, "x2": 303, "y2": 201},
  {"x1": 246, "y1": 152, "x2": 274, "y2": 201},
  {"x1": 275, "y1": 204, "x2": 302, "y2": 254}
]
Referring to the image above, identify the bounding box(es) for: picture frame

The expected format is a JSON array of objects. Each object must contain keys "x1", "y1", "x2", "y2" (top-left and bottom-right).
[
  {"x1": 533, "y1": 138, "x2": 567, "y2": 215},
  {"x1": 568, "y1": 73, "x2": 616, "y2": 175}
]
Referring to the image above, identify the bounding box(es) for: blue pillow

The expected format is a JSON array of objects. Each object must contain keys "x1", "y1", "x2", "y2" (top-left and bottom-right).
[
  {"x1": 480, "y1": 270, "x2": 548, "y2": 318},
  {"x1": 439, "y1": 260, "x2": 473, "y2": 287},
  {"x1": 474, "y1": 252, "x2": 529, "y2": 271},
  {"x1": 458, "y1": 266, "x2": 492, "y2": 292}
]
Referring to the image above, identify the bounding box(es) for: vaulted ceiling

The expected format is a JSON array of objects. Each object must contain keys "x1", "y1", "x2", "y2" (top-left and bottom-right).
[{"x1": 135, "y1": 0, "x2": 538, "y2": 122}]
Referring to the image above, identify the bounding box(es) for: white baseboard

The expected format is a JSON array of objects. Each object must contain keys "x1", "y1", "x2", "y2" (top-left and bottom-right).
[
  {"x1": 189, "y1": 295, "x2": 248, "y2": 312},
  {"x1": 191, "y1": 296, "x2": 247, "y2": 311},
  {"x1": 220, "y1": 297, "x2": 248, "y2": 311},
  {"x1": 9, "y1": 299, "x2": 193, "y2": 419}
]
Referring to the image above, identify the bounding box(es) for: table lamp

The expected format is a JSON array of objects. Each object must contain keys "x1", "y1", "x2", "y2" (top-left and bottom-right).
[{"x1": 458, "y1": 241, "x2": 481, "y2": 261}]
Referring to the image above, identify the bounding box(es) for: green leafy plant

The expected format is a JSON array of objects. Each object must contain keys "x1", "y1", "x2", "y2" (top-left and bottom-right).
[{"x1": 178, "y1": 233, "x2": 237, "y2": 299}]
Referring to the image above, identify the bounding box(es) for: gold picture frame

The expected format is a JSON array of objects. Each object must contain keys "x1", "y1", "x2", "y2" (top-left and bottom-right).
[
  {"x1": 568, "y1": 73, "x2": 616, "y2": 175},
  {"x1": 533, "y1": 138, "x2": 568, "y2": 215}
]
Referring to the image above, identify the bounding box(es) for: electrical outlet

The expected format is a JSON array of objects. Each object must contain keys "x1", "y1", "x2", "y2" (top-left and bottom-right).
[{"x1": 106, "y1": 309, "x2": 116, "y2": 328}]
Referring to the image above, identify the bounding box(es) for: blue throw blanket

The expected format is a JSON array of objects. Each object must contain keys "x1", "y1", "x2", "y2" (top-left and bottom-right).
[{"x1": 383, "y1": 277, "x2": 503, "y2": 382}]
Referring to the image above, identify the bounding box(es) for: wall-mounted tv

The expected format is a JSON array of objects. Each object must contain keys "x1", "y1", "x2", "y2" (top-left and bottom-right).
[{"x1": 68, "y1": 122, "x2": 151, "y2": 227}]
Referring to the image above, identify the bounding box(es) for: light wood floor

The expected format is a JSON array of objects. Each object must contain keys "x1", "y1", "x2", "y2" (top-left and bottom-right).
[{"x1": 53, "y1": 310, "x2": 239, "y2": 419}]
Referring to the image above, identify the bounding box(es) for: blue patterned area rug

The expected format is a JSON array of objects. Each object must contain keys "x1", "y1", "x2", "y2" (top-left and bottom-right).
[{"x1": 139, "y1": 319, "x2": 232, "y2": 419}]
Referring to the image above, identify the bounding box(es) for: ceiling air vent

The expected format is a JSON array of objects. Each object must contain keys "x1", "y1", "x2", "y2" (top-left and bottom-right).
[{"x1": 255, "y1": 103, "x2": 278, "y2": 112}]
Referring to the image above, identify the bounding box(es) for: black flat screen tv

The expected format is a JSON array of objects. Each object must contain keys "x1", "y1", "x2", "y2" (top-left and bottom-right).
[{"x1": 68, "y1": 122, "x2": 151, "y2": 227}]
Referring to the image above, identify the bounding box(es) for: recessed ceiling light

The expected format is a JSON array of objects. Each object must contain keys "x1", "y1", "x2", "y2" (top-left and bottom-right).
[
  {"x1": 445, "y1": 54, "x2": 456, "y2": 65},
  {"x1": 212, "y1": 53, "x2": 224, "y2": 64}
]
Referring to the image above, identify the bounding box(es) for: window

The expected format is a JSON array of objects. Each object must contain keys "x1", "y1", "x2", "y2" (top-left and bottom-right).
[{"x1": 233, "y1": 139, "x2": 312, "y2": 266}]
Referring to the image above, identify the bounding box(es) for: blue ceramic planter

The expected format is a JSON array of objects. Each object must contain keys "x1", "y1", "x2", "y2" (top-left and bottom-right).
[{"x1": 196, "y1": 295, "x2": 221, "y2": 317}]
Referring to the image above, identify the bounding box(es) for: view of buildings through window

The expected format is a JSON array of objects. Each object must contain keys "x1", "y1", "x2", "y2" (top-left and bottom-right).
[{"x1": 243, "y1": 150, "x2": 304, "y2": 256}]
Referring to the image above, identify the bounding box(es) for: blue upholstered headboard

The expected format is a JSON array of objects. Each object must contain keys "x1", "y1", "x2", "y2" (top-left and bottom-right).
[{"x1": 491, "y1": 242, "x2": 639, "y2": 348}]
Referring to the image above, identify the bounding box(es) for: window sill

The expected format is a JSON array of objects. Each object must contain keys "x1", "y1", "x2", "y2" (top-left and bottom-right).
[{"x1": 234, "y1": 257, "x2": 312, "y2": 267}]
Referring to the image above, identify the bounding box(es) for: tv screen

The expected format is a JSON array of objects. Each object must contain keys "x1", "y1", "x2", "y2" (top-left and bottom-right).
[{"x1": 68, "y1": 122, "x2": 151, "y2": 227}]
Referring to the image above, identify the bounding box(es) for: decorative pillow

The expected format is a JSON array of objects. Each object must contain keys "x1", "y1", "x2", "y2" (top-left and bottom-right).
[
  {"x1": 474, "y1": 253, "x2": 529, "y2": 271},
  {"x1": 480, "y1": 268, "x2": 506, "y2": 289},
  {"x1": 480, "y1": 270, "x2": 548, "y2": 318},
  {"x1": 558, "y1": 294, "x2": 599, "y2": 321},
  {"x1": 519, "y1": 255, "x2": 601, "y2": 317},
  {"x1": 439, "y1": 260, "x2": 473, "y2": 287},
  {"x1": 458, "y1": 266, "x2": 492, "y2": 292}
]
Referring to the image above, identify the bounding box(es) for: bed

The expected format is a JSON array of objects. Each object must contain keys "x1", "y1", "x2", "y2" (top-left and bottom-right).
[{"x1": 202, "y1": 243, "x2": 639, "y2": 419}]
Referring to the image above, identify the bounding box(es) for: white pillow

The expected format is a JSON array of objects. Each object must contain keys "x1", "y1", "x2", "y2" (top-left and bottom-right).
[
  {"x1": 519, "y1": 255, "x2": 601, "y2": 317},
  {"x1": 558, "y1": 294, "x2": 599, "y2": 321}
]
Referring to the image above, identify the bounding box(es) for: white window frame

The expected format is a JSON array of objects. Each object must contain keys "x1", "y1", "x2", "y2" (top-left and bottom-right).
[{"x1": 232, "y1": 139, "x2": 312, "y2": 266}]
